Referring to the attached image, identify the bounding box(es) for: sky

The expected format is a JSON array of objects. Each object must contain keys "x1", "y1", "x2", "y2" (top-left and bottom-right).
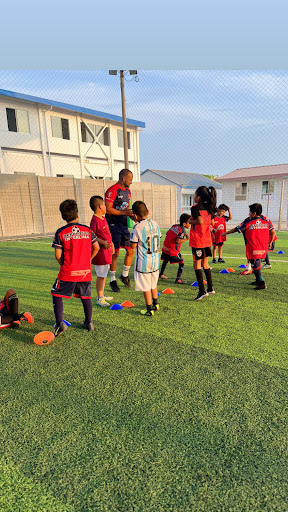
[{"x1": 2, "y1": 70, "x2": 288, "y2": 176}]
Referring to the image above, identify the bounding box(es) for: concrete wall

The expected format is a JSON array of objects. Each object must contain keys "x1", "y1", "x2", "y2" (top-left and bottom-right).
[
  {"x1": 0, "y1": 175, "x2": 177, "y2": 238},
  {"x1": 221, "y1": 178, "x2": 288, "y2": 227},
  {"x1": 0, "y1": 96, "x2": 141, "y2": 181}
]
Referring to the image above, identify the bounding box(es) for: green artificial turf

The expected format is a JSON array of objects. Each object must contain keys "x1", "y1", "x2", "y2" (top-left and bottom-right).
[{"x1": 1, "y1": 233, "x2": 288, "y2": 511}]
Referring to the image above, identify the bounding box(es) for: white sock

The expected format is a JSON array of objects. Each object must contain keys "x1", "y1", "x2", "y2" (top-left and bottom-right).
[
  {"x1": 110, "y1": 271, "x2": 116, "y2": 282},
  {"x1": 122, "y1": 265, "x2": 131, "y2": 278}
]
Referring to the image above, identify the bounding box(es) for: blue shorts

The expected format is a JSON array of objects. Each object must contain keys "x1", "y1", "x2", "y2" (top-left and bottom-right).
[
  {"x1": 51, "y1": 279, "x2": 92, "y2": 299},
  {"x1": 108, "y1": 223, "x2": 131, "y2": 251}
]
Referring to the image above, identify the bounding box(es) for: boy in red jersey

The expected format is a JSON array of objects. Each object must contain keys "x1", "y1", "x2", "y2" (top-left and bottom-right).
[
  {"x1": 160, "y1": 213, "x2": 190, "y2": 284},
  {"x1": 90, "y1": 195, "x2": 115, "y2": 307},
  {"x1": 223, "y1": 203, "x2": 276, "y2": 290},
  {"x1": 51, "y1": 200, "x2": 99, "y2": 336},
  {"x1": 0, "y1": 289, "x2": 33, "y2": 328},
  {"x1": 212, "y1": 204, "x2": 232, "y2": 263},
  {"x1": 189, "y1": 186, "x2": 217, "y2": 301}
]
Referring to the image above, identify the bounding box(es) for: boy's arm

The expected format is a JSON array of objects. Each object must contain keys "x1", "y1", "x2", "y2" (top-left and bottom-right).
[
  {"x1": 189, "y1": 205, "x2": 203, "y2": 225},
  {"x1": 222, "y1": 227, "x2": 237, "y2": 237},
  {"x1": 55, "y1": 248, "x2": 62, "y2": 266},
  {"x1": 111, "y1": 242, "x2": 115, "y2": 255},
  {"x1": 227, "y1": 207, "x2": 232, "y2": 220},
  {"x1": 268, "y1": 229, "x2": 276, "y2": 248},
  {"x1": 97, "y1": 237, "x2": 110, "y2": 249},
  {"x1": 91, "y1": 241, "x2": 100, "y2": 260},
  {"x1": 176, "y1": 236, "x2": 188, "y2": 244}
]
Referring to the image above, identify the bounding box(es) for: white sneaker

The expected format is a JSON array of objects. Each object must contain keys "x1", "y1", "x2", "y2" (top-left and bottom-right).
[
  {"x1": 103, "y1": 295, "x2": 113, "y2": 301},
  {"x1": 96, "y1": 298, "x2": 110, "y2": 307},
  {"x1": 262, "y1": 264, "x2": 272, "y2": 269}
]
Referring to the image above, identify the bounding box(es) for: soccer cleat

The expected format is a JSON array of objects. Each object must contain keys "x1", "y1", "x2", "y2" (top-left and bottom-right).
[
  {"x1": 96, "y1": 298, "x2": 110, "y2": 307},
  {"x1": 193, "y1": 291, "x2": 209, "y2": 301},
  {"x1": 160, "y1": 274, "x2": 168, "y2": 279},
  {"x1": 152, "y1": 304, "x2": 160, "y2": 311},
  {"x1": 249, "y1": 281, "x2": 258, "y2": 285},
  {"x1": 140, "y1": 309, "x2": 154, "y2": 316},
  {"x1": 119, "y1": 275, "x2": 132, "y2": 288},
  {"x1": 254, "y1": 282, "x2": 267, "y2": 290},
  {"x1": 82, "y1": 320, "x2": 95, "y2": 331},
  {"x1": 109, "y1": 280, "x2": 120, "y2": 293},
  {"x1": 207, "y1": 288, "x2": 216, "y2": 295},
  {"x1": 20, "y1": 312, "x2": 34, "y2": 324},
  {"x1": 212, "y1": 258, "x2": 217, "y2": 264},
  {"x1": 262, "y1": 264, "x2": 272, "y2": 269},
  {"x1": 218, "y1": 258, "x2": 225, "y2": 263},
  {"x1": 103, "y1": 295, "x2": 113, "y2": 301},
  {"x1": 240, "y1": 270, "x2": 253, "y2": 275},
  {"x1": 54, "y1": 321, "x2": 68, "y2": 337},
  {"x1": 175, "y1": 278, "x2": 187, "y2": 284}
]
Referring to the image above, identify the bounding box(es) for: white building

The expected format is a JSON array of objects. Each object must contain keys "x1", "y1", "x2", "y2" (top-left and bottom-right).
[
  {"x1": 141, "y1": 169, "x2": 222, "y2": 221},
  {"x1": 0, "y1": 88, "x2": 145, "y2": 181},
  {"x1": 218, "y1": 163, "x2": 288, "y2": 228}
]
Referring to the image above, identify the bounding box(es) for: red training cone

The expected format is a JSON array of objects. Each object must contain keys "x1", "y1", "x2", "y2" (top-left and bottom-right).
[
  {"x1": 162, "y1": 288, "x2": 175, "y2": 294},
  {"x1": 121, "y1": 301, "x2": 135, "y2": 307}
]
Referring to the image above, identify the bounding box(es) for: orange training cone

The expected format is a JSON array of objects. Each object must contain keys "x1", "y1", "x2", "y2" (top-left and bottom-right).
[
  {"x1": 227, "y1": 268, "x2": 235, "y2": 272},
  {"x1": 34, "y1": 331, "x2": 55, "y2": 345},
  {"x1": 121, "y1": 301, "x2": 135, "y2": 307},
  {"x1": 162, "y1": 288, "x2": 175, "y2": 294}
]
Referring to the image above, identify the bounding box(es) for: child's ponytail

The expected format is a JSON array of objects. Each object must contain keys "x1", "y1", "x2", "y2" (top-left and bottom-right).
[{"x1": 208, "y1": 186, "x2": 217, "y2": 215}]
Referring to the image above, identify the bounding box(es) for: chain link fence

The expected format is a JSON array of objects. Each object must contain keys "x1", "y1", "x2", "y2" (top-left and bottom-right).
[{"x1": 1, "y1": 70, "x2": 288, "y2": 230}]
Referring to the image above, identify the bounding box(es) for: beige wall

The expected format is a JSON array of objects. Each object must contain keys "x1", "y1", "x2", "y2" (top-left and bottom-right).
[{"x1": 0, "y1": 175, "x2": 177, "y2": 238}]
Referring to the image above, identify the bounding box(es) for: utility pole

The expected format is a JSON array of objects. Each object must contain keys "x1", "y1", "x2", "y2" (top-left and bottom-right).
[
  {"x1": 120, "y1": 70, "x2": 129, "y2": 169},
  {"x1": 109, "y1": 70, "x2": 138, "y2": 171}
]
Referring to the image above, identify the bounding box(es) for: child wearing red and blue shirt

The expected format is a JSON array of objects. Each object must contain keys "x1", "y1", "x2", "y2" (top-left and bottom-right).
[
  {"x1": 160, "y1": 213, "x2": 190, "y2": 284},
  {"x1": 212, "y1": 204, "x2": 232, "y2": 263}
]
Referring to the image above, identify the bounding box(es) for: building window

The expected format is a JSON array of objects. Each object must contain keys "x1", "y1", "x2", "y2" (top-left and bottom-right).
[
  {"x1": 262, "y1": 180, "x2": 274, "y2": 198},
  {"x1": 235, "y1": 182, "x2": 247, "y2": 200},
  {"x1": 81, "y1": 123, "x2": 110, "y2": 146},
  {"x1": 117, "y1": 129, "x2": 131, "y2": 149},
  {"x1": 182, "y1": 195, "x2": 193, "y2": 207},
  {"x1": 6, "y1": 108, "x2": 30, "y2": 133},
  {"x1": 51, "y1": 116, "x2": 70, "y2": 140}
]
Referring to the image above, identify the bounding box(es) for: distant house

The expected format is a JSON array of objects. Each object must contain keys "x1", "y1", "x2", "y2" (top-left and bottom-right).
[
  {"x1": 141, "y1": 169, "x2": 222, "y2": 221},
  {"x1": 0, "y1": 88, "x2": 145, "y2": 180},
  {"x1": 218, "y1": 163, "x2": 288, "y2": 226}
]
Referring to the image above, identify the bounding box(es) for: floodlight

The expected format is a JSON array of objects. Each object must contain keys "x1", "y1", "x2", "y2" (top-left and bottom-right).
[
  {"x1": 129, "y1": 70, "x2": 137, "y2": 75},
  {"x1": 109, "y1": 70, "x2": 118, "y2": 75}
]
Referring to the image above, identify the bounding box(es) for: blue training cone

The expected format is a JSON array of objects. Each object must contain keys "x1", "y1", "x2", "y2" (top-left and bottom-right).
[
  {"x1": 238, "y1": 264, "x2": 247, "y2": 268},
  {"x1": 219, "y1": 269, "x2": 230, "y2": 274},
  {"x1": 53, "y1": 319, "x2": 71, "y2": 328},
  {"x1": 109, "y1": 303, "x2": 123, "y2": 310},
  {"x1": 277, "y1": 250, "x2": 285, "y2": 254},
  {"x1": 191, "y1": 281, "x2": 198, "y2": 287},
  {"x1": 157, "y1": 292, "x2": 161, "y2": 297}
]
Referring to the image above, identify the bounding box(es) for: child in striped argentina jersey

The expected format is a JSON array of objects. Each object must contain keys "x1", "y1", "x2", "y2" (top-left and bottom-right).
[{"x1": 130, "y1": 201, "x2": 162, "y2": 316}]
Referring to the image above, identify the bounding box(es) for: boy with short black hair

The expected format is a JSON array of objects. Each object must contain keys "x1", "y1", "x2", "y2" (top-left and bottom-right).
[
  {"x1": 223, "y1": 203, "x2": 276, "y2": 290},
  {"x1": 51, "y1": 199, "x2": 99, "y2": 336},
  {"x1": 89, "y1": 195, "x2": 115, "y2": 307},
  {"x1": 160, "y1": 213, "x2": 190, "y2": 284},
  {"x1": 212, "y1": 204, "x2": 232, "y2": 263},
  {"x1": 130, "y1": 201, "x2": 161, "y2": 316}
]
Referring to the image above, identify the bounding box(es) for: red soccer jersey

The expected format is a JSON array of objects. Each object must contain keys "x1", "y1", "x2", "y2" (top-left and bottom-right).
[
  {"x1": 238, "y1": 217, "x2": 271, "y2": 260},
  {"x1": 162, "y1": 224, "x2": 187, "y2": 257},
  {"x1": 52, "y1": 223, "x2": 98, "y2": 282},
  {"x1": 90, "y1": 215, "x2": 113, "y2": 266},
  {"x1": 105, "y1": 183, "x2": 131, "y2": 226},
  {"x1": 213, "y1": 216, "x2": 227, "y2": 243},
  {"x1": 189, "y1": 206, "x2": 212, "y2": 248}
]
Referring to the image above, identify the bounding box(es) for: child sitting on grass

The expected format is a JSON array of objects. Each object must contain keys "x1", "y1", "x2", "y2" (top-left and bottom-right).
[
  {"x1": 130, "y1": 201, "x2": 161, "y2": 316},
  {"x1": 160, "y1": 213, "x2": 190, "y2": 284},
  {"x1": 0, "y1": 289, "x2": 33, "y2": 328},
  {"x1": 51, "y1": 199, "x2": 99, "y2": 336},
  {"x1": 212, "y1": 204, "x2": 232, "y2": 263},
  {"x1": 90, "y1": 195, "x2": 115, "y2": 307},
  {"x1": 223, "y1": 203, "x2": 276, "y2": 290}
]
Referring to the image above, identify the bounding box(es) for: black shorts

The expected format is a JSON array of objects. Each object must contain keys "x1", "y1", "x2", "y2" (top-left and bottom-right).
[
  {"x1": 248, "y1": 259, "x2": 261, "y2": 270},
  {"x1": 192, "y1": 247, "x2": 212, "y2": 261},
  {"x1": 212, "y1": 242, "x2": 224, "y2": 247},
  {"x1": 108, "y1": 223, "x2": 131, "y2": 251},
  {"x1": 161, "y1": 252, "x2": 184, "y2": 264},
  {"x1": 51, "y1": 279, "x2": 92, "y2": 299}
]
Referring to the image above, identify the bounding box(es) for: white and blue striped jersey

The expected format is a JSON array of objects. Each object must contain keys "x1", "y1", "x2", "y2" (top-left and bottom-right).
[{"x1": 130, "y1": 219, "x2": 161, "y2": 273}]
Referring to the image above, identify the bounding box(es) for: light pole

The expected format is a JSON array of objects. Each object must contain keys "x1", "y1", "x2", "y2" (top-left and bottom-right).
[{"x1": 109, "y1": 70, "x2": 138, "y2": 170}]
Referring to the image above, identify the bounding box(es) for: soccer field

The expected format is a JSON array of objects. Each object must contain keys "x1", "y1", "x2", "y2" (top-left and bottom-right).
[{"x1": 1, "y1": 233, "x2": 288, "y2": 511}]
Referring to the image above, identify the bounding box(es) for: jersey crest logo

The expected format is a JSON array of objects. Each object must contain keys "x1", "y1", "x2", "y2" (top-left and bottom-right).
[{"x1": 196, "y1": 250, "x2": 202, "y2": 258}]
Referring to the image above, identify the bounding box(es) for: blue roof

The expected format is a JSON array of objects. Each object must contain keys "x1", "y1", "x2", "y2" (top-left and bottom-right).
[
  {"x1": 141, "y1": 169, "x2": 222, "y2": 189},
  {"x1": 0, "y1": 88, "x2": 145, "y2": 128}
]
